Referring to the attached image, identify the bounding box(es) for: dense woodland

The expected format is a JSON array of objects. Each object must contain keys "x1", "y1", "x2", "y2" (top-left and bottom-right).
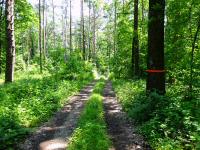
[{"x1": 0, "y1": 0, "x2": 200, "y2": 149}]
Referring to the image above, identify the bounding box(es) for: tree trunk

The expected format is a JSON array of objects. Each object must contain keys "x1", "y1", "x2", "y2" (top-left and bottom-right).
[
  {"x1": 88, "y1": 0, "x2": 91, "y2": 60},
  {"x1": 0, "y1": 0, "x2": 4, "y2": 74},
  {"x1": 39, "y1": 0, "x2": 42, "y2": 73},
  {"x1": 93, "y1": 4, "x2": 96, "y2": 60},
  {"x1": 81, "y1": 0, "x2": 86, "y2": 60},
  {"x1": 52, "y1": 0, "x2": 55, "y2": 49},
  {"x1": 189, "y1": 18, "x2": 200, "y2": 98},
  {"x1": 114, "y1": 1, "x2": 116, "y2": 54},
  {"x1": 132, "y1": 0, "x2": 139, "y2": 76},
  {"x1": 5, "y1": 0, "x2": 15, "y2": 82},
  {"x1": 43, "y1": 0, "x2": 46, "y2": 60},
  {"x1": 146, "y1": 0, "x2": 165, "y2": 94},
  {"x1": 69, "y1": 0, "x2": 72, "y2": 53}
]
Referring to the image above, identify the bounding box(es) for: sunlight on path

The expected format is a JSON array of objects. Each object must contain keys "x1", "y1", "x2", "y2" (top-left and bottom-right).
[{"x1": 20, "y1": 82, "x2": 96, "y2": 150}]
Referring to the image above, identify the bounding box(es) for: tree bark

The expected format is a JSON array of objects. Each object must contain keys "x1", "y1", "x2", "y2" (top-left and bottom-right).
[
  {"x1": 52, "y1": 0, "x2": 55, "y2": 49},
  {"x1": 93, "y1": 4, "x2": 96, "y2": 60},
  {"x1": 113, "y1": 1, "x2": 116, "y2": 54},
  {"x1": 132, "y1": 0, "x2": 139, "y2": 76},
  {"x1": 81, "y1": 0, "x2": 86, "y2": 60},
  {"x1": 146, "y1": 0, "x2": 165, "y2": 94},
  {"x1": 88, "y1": 0, "x2": 91, "y2": 60},
  {"x1": 0, "y1": 0, "x2": 4, "y2": 74},
  {"x1": 43, "y1": 0, "x2": 46, "y2": 60},
  {"x1": 39, "y1": 0, "x2": 42, "y2": 73},
  {"x1": 69, "y1": 0, "x2": 72, "y2": 53},
  {"x1": 189, "y1": 18, "x2": 200, "y2": 98},
  {"x1": 5, "y1": 0, "x2": 15, "y2": 82}
]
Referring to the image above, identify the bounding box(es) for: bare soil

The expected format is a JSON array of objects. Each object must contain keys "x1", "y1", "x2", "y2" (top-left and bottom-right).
[
  {"x1": 19, "y1": 81, "x2": 96, "y2": 150},
  {"x1": 103, "y1": 81, "x2": 151, "y2": 150}
]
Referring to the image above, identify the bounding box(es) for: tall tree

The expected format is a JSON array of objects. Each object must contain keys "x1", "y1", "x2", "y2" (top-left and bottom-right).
[
  {"x1": 92, "y1": 3, "x2": 96, "y2": 60},
  {"x1": 69, "y1": 0, "x2": 72, "y2": 53},
  {"x1": 146, "y1": 0, "x2": 165, "y2": 94},
  {"x1": 39, "y1": 0, "x2": 42, "y2": 73},
  {"x1": 52, "y1": 0, "x2": 55, "y2": 49},
  {"x1": 113, "y1": 0, "x2": 116, "y2": 54},
  {"x1": 132, "y1": 0, "x2": 139, "y2": 76},
  {"x1": 0, "y1": 0, "x2": 4, "y2": 74},
  {"x1": 88, "y1": 0, "x2": 91, "y2": 60},
  {"x1": 42, "y1": 0, "x2": 46, "y2": 60},
  {"x1": 81, "y1": 0, "x2": 86, "y2": 60},
  {"x1": 5, "y1": 0, "x2": 15, "y2": 82}
]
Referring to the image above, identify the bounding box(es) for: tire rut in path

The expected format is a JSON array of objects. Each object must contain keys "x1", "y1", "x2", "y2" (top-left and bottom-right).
[
  {"x1": 103, "y1": 81, "x2": 151, "y2": 150},
  {"x1": 20, "y1": 81, "x2": 96, "y2": 150}
]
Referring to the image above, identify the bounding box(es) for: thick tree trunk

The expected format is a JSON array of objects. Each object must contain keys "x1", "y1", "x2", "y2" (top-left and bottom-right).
[
  {"x1": 132, "y1": 0, "x2": 139, "y2": 76},
  {"x1": 5, "y1": 0, "x2": 15, "y2": 82},
  {"x1": 146, "y1": 0, "x2": 165, "y2": 94}
]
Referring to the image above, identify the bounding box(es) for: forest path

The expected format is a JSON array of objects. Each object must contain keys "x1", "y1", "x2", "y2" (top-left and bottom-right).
[
  {"x1": 20, "y1": 81, "x2": 96, "y2": 150},
  {"x1": 103, "y1": 81, "x2": 151, "y2": 150}
]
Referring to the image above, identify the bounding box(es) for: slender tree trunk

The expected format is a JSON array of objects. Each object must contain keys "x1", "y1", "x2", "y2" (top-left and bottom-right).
[
  {"x1": 132, "y1": 0, "x2": 139, "y2": 76},
  {"x1": 0, "y1": 0, "x2": 4, "y2": 74},
  {"x1": 43, "y1": 0, "x2": 46, "y2": 60},
  {"x1": 93, "y1": 4, "x2": 96, "y2": 60},
  {"x1": 88, "y1": 0, "x2": 91, "y2": 60},
  {"x1": 189, "y1": 18, "x2": 200, "y2": 98},
  {"x1": 81, "y1": 0, "x2": 86, "y2": 60},
  {"x1": 30, "y1": 30, "x2": 35, "y2": 59},
  {"x1": 39, "y1": 0, "x2": 42, "y2": 73},
  {"x1": 114, "y1": 1, "x2": 116, "y2": 54},
  {"x1": 52, "y1": 0, "x2": 55, "y2": 49},
  {"x1": 5, "y1": 0, "x2": 15, "y2": 82},
  {"x1": 45, "y1": 2, "x2": 48, "y2": 57},
  {"x1": 69, "y1": 0, "x2": 72, "y2": 53},
  {"x1": 64, "y1": 0, "x2": 68, "y2": 50},
  {"x1": 146, "y1": 0, "x2": 165, "y2": 94}
]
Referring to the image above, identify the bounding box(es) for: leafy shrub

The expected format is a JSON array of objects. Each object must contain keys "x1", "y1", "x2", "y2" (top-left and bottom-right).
[
  {"x1": 59, "y1": 52, "x2": 94, "y2": 80},
  {"x1": 112, "y1": 79, "x2": 200, "y2": 150},
  {"x1": 0, "y1": 70, "x2": 92, "y2": 148}
]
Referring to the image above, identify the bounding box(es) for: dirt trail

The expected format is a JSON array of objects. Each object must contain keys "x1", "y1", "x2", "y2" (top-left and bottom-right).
[
  {"x1": 103, "y1": 81, "x2": 151, "y2": 150},
  {"x1": 20, "y1": 81, "x2": 96, "y2": 150}
]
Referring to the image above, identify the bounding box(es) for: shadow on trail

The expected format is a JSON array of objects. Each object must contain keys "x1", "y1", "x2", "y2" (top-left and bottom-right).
[
  {"x1": 103, "y1": 81, "x2": 151, "y2": 150},
  {"x1": 20, "y1": 82, "x2": 95, "y2": 150}
]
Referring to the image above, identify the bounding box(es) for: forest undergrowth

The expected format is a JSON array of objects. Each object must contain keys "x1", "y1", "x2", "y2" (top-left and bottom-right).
[
  {"x1": 112, "y1": 79, "x2": 200, "y2": 150},
  {"x1": 0, "y1": 54, "x2": 94, "y2": 148}
]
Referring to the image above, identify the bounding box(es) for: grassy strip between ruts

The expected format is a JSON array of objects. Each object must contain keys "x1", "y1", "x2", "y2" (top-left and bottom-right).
[
  {"x1": 68, "y1": 80, "x2": 111, "y2": 150},
  {"x1": 0, "y1": 71, "x2": 93, "y2": 149}
]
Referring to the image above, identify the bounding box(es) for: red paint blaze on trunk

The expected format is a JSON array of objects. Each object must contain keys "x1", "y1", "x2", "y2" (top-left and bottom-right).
[
  {"x1": 147, "y1": 0, "x2": 166, "y2": 94},
  {"x1": 146, "y1": 70, "x2": 166, "y2": 73}
]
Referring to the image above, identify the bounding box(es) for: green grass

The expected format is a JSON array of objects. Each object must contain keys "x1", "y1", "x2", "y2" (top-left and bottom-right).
[
  {"x1": 68, "y1": 80, "x2": 111, "y2": 150},
  {"x1": 112, "y1": 79, "x2": 200, "y2": 150},
  {"x1": 0, "y1": 71, "x2": 93, "y2": 149},
  {"x1": 93, "y1": 79, "x2": 106, "y2": 94}
]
